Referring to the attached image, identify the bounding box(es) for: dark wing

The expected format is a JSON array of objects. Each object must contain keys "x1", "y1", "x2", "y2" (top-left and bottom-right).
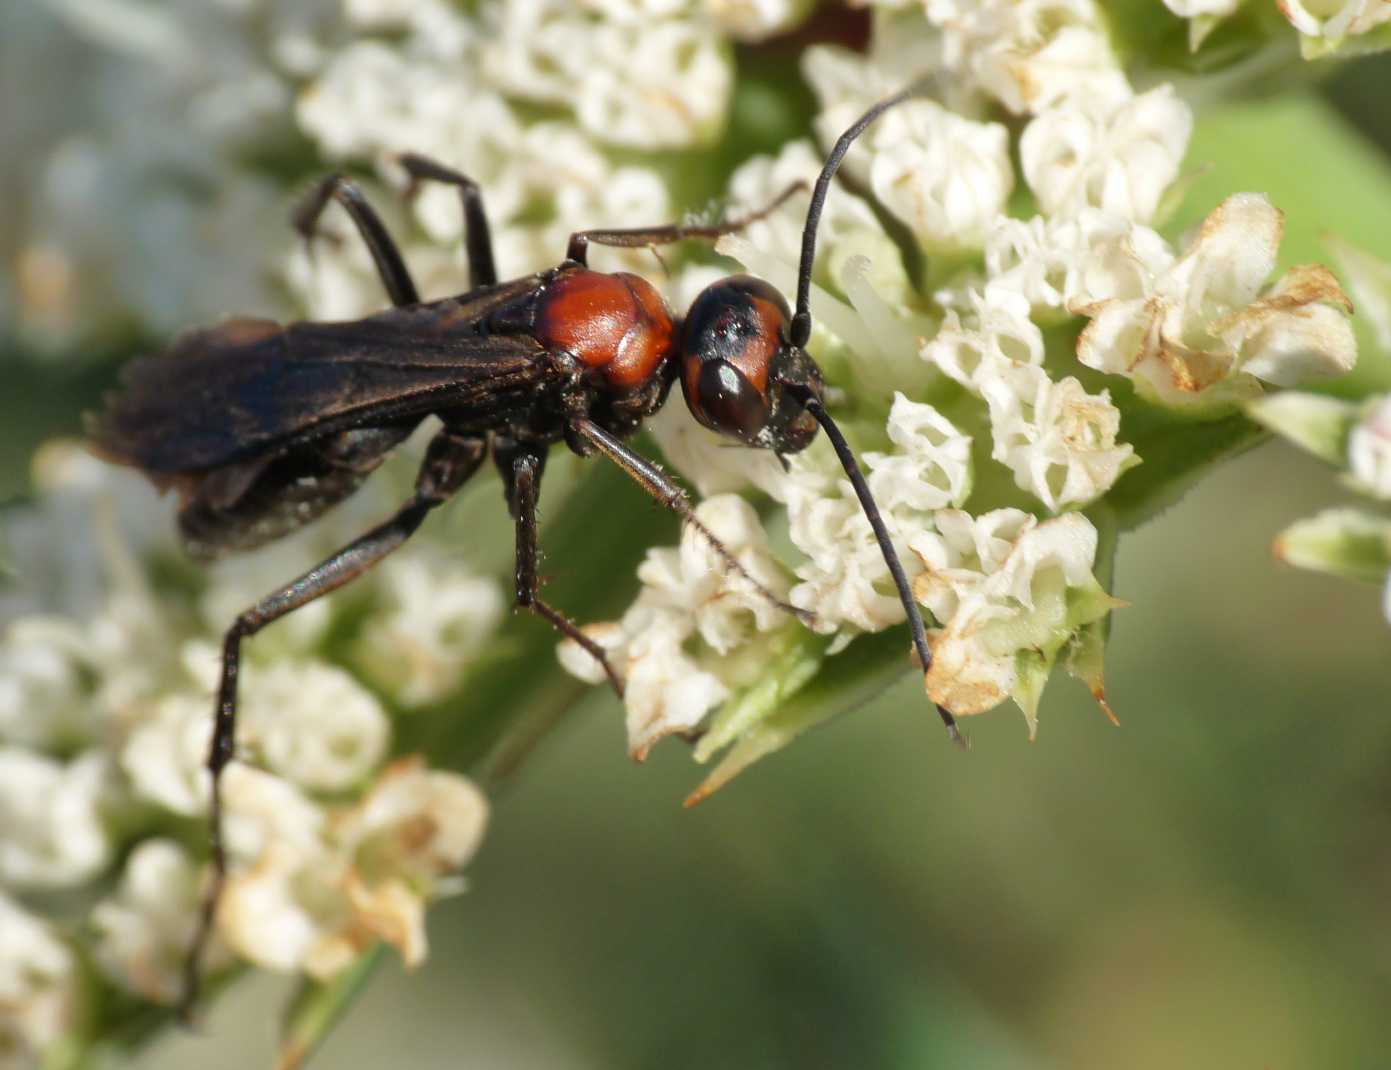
[{"x1": 91, "y1": 277, "x2": 550, "y2": 476}]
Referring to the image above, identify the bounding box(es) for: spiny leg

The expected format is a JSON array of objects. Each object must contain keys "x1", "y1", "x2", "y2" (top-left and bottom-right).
[
  {"x1": 394, "y1": 153, "x2": 498, "y2": 289},
  {"x1": 502, "y1": 440, "x2": 625, "y2": 697},
  {"x1": 292, "y1": 173, "x2": 420, "y2": 307},
  {"x1": 182, "y1": 428, "x2": 487, "y2": 1019},
  {"x1": 566, "y1": 416, "x2": 814, "y2": 629},
  {"x1": 565, "y1": 180, "x2": 807, "y2": 266}
]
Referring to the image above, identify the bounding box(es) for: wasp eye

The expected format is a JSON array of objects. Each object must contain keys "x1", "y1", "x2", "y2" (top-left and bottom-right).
[{"x1": 689, "y1": 358, "x2": 769, "y2": 441}]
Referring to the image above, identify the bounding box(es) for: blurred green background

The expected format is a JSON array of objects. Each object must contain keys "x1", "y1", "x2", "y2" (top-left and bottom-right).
[{"x1": 4, "y1": 18, "x2": 1391, "y2": 1070}]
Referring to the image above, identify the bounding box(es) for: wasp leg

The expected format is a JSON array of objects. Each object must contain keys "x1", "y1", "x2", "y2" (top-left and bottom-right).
[
  {"x1": 181, "y1": 428, "x2": 487, "y2": 1020},
  {"x1": 394, "y1": 153, "x2": 498, "y2": 290},
  {"x1": 564, "y1": 180, "x2": 806, "y2": 266},
  {"x1": 506, "y1": 444, "x2": 625, "y2": 698},
  {"x1": 293, "y1": 173, "x2": 420, "y2": 307},
  {"x1": 566, "y1": 417, "x2": 814, "y2": 628}
]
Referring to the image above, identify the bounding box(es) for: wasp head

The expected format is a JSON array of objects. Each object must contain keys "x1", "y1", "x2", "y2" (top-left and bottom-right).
[{"x1": 677, "y1": 275, "x2": 823, "y2": 455}]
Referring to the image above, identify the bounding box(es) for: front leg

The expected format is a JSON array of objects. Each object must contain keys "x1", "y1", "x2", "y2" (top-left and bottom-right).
[{"x1": 503, "y1": 440, "x2": 625, "y2": 697}]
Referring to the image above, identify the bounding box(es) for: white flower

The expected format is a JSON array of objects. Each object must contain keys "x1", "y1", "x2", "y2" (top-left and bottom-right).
[
  {"x1": 220, "y1": 757, "x2": 488, "y2": 979},
  {"x1": 910, "y1": 510, "x2": 1120, "y2": 732},
  {"x1": 216, "y1": 768, "x2": 339, "y2": 974},
  {"x1": 322, "y1": 758, "x2": 488, "y2": 974},
  {"x1": 925, "y1": 0, "x2": 1130, "y2": 114},
  {"x1": 338, "y1": 757, "x2": 489, "y2": 884},
  {"x1": 722, "y1": 139, "x2": 912, "y2": 307},
  {"x1": 91, "y1": 840, "x2": 212, "y2": 1005},
  {"x1": 219, "y1": 837, "x2": 344, "y2": 976},
  {"x1": 784, "y1": 401, "x2": 972, "y2": 635},
  {"x1": 558, "y1": 496, "x2": 791, "y2": 758},
  {"x1": 865, "y1": 394, "x2": 975, "y2": 514},
  {"x1": 0, "y1": 749, "x2": 113, "y2": 889},
  {"x1": 121, "y1": 690, "x2": 214, "y2": 817},
  {"x1": 0, "y1": 892, "x2": 78, "y2": 1063},
  {"x1": 483, "y1": 4, "x2": 731, "y2": 148},
  {"x1": 922, "y1": 287, "x2": 1045, "y2": 391},
  {"x1": 1348, "y1": 395, "x2": 1391, "y2": 499},
  {"x1": 238, "y1": 660, "x2": 390, "y2": 793},
  {"x1": 355, "y1": 552, "x2": 506, "y2": 707},
  {"x1": 980, "y1": 365, "x2": 1138, "y2": 512},
  {"x1": 0, "y1": 622, "x2": 84, "y2": 750},
  {"x1": 806, "y1": 48, "x2": 1013, "y2": 251},
  {"x1": 1021, "y1": 86, "x2": 1193, "y2": 224},
  {"x1": 1075, "y1": 194, "x2": 1357, "y2": 406},
  {"x1": 640, "y1": 495, "x2": 792, "y2": 650}
]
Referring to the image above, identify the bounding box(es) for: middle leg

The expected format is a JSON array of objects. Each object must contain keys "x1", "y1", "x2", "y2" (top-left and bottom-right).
[{"x1": 500, "y1": 439, "x2": 625, "y2": 697}]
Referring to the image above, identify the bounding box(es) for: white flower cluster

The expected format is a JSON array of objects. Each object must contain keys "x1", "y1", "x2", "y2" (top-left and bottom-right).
[
  {"x1": 558, "y1": 0, "x2": 1358, "y2": 776},
  {"x1": 559, "y1": 495, "x2": 792, "y2": 759},
  {"x1": 0, "y1": 438, "x2": 498, "y2": 1054}
]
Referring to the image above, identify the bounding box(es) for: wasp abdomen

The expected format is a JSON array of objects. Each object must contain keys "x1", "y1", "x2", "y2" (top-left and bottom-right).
[{"x1": 535, "y1": 268, "x2": 675, "y2": 391}]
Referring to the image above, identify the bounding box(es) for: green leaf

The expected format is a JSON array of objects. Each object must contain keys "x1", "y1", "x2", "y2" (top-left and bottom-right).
[{"x1": 277, "y1": 944, "x2": 386, "y2": 1070}]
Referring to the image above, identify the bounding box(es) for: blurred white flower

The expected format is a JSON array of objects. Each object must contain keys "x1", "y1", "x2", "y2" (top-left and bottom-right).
[
  {"x1": 1075, "y1": 193, "x2": 1357, "y2": 406},
  {"x1": 241, "y1": 660, "x2": 389, "y2": 792},
  {"x1": 355, "y1": 552, "x2": 506, "y2": 707},
  {"x1": 221, "y1": 757, "x2": 489, "y2": 978},
  {"x1": 330, "y1": 759, "x2": 488, "y2": 971},
  {"x1": 1348, "y1": 394, "x2": 1391, "y2": 499},
  {"x1": 0, "y1": 892, "x2": 79, "y2": 1064},
  {"x1": 91, "y1": 839, "x2": 213, "y2": 1005},
  {"x1": 217, "y1": 767, "x2": 339, "y2": 974},
  {"x1": 483, "y1": 2, "x2": 731, "y2": 148},
  {"x1": 0, "y1": 749, "x2": 114, "y2": 889},
  {"x1": 121, "y1": 689, "x2": 213, "y2": 817},
  {"x1": 1021, "y1": 85, "x2": 1193, "y2": 224},
  {"x1": 0, "y1": 623, "x2": 85, "y2": 750}
]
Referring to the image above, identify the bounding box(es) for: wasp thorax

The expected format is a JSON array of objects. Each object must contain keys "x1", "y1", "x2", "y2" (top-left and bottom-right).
[
  {"x1": 535, "y1": 268, "x2": 676, "y2": 391},
  {"x1": 679, "y1": 275, "x2": 822, "y2": 453}
]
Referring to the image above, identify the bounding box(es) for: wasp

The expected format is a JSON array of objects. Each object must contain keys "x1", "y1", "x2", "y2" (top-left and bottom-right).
[{"x1": 90, "y1": 87, "x2": 960, "y2": 1012}]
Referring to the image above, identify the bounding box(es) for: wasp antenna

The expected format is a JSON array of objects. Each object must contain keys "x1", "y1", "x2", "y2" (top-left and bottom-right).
[
  {"x1": 790, "y1": 83, "x2": 929, "y2": 349},
  {"x1": 801, "y1": 396, "x2": 962, "y2": 743}
]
